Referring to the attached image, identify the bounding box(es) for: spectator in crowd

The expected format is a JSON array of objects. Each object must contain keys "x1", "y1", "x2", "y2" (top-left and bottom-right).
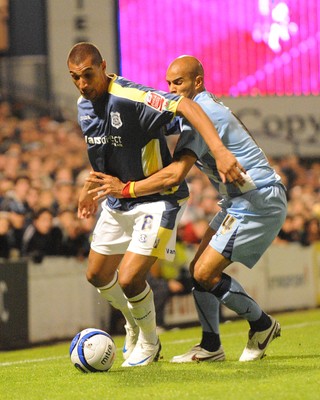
[
  {"x1": 198, "y1": 186, "x2": 221, "y2": 223},
  {"x1": 21, "y1": 208, "x2": 63, "y2": 262},
  {"x1": 0, "y1": 177, "x2": 14, "y2": 208},
  {"x1": 56, "y1": 209, "x2": 89, "y2": 259},
  {"x1": 25, "y1": 186, "x2": 41, "y2": 215},
  {"x1": 276, "y1": 215, "x2": 296, "y2": 243},
  {"x1": 54, "y1": 166, "x2": 74, "y2": 184},
  {"x1": 1, "y1": 175, "x2": 31, "y2": 216},
  {"x1": 7, "y1": 210, "x2": 26, "y2": 254},
  {"x1": 300, "y1": 217, "x2": 320, "y2": 246},
  {"x1": 52, "y1": 180, "x2": 77, "y2": 216},
  {"x1": 0, "y1": 212, "x2": 16, "y2": 259},
  {"x1": 1, "y1": 148, "x2": 21, "y2": 180}
]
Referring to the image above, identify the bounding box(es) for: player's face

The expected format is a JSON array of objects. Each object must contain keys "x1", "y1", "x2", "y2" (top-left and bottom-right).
[
  {"x1": 68, "y1": 56, "x2": 108, "y2": 102},
  {"x1": 166, "y1": 69, "x2": 197, "y2": 99}
]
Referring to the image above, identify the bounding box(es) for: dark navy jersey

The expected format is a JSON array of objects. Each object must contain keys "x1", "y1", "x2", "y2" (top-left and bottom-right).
[{"x1": 77, "y1": 74, "x2": 189, "y2": 210}]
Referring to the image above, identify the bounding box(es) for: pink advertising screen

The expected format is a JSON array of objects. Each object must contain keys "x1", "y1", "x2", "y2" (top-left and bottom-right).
[{"x1": 118, "y1": 0, "x2": 320, "y2": 96}]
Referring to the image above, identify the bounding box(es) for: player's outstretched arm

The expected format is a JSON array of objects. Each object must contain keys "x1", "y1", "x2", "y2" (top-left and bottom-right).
[
  {"x1": 176, "y1": 97, "x2": 245, "y2": 185},
  {"x1": 86, "y1": 152, "x2": 196, "y2": 200}
]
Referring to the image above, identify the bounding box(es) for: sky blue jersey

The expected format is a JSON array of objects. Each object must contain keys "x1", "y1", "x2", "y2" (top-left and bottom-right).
[
  {"x1": 174, "y1": 91, "x2": 283, "y2": 198},
  {"x1": 77, "y1": 74, "x2": 189, "y2": 210}
]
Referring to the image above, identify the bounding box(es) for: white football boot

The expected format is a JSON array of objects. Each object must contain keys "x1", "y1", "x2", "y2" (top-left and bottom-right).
[
  {"x1": 122, "y1": 324, "x2": 139, "y2": 360},
  {"x1": 122, "y1": 338, "x2": 161, "y2": 367},
  {"x1": 171, "y1": 344, "x2": 225, "y2": 363},
  {"x1": 239, "y1": 316, "x2": 281, "y2": 361}
]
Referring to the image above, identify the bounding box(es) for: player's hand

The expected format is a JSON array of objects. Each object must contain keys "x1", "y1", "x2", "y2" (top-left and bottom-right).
[
  {"x1": 215, "y1": 147, "x2": 246, "y2": 185},
  {"x1": 78, "y1": 183, "x2": 99, "y2": 219},
  {"x1": 86, "y1": 171, "x2": 125, "y2": 199}
]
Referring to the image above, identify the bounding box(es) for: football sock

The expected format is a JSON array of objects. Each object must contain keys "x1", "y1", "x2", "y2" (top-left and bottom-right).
[
  {"x1": 200, "y1": 331, "x2": 221, "y2": 352},
  {"x1": 127, "y1": 282, "x2": 158, "y2": 345},
  {"x1": 248, "y1": 312, "x2": 272, "y2": 332},
  {"x1": 97, "y1": 271, "x2": 136, "y2": 329},
  {"x1": 211, "y1": 273, "x2": 263, "y2": 322},
  {"x1": 192, "y1": 282, "x2": 221, "y2": 351}
]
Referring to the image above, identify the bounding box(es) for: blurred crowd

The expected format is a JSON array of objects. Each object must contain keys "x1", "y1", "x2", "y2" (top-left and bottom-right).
[
  {"x1": 0, "y1": 101, "x2": 93, "y2": 262},
  {"x1": 0, "y1": 100, "x2": 320, "y2": 268}
]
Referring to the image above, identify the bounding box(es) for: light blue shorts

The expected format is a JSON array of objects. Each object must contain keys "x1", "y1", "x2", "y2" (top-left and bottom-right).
[{"x1": 209, "y1": 185, "x2": 287, "y2": 268}]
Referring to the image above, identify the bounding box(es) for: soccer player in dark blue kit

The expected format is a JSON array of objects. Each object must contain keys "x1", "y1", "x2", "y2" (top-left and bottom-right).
[
  {"x1": 67, "y1": 43, "x2": 244, "y2": 367},
  {"x1": 87, "y1": 55, "x2": 287, "y2": 363}
]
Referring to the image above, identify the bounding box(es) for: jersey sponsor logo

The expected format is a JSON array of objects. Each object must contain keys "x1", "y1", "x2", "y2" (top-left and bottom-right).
[
  {"x1": 84, "y1": 135, "x2": 123, "y2": 147},
  {"x1": 166, "y1": 248, "x2": 176, "y2": 255},
  {"x1": 110, "y1": 111, "x2": 123, "y2": 129},
  {"x1": 145, "y1": 91, "x2": 169, "y2": 112}
]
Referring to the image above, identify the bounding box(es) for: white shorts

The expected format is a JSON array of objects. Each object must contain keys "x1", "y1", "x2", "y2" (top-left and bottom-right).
[
  {"x1": 209, "y1": 185, "x2": 287, "y2": 268},
  {"x1": 91, "y1": 200, "x2": 187, "y2": 261}
]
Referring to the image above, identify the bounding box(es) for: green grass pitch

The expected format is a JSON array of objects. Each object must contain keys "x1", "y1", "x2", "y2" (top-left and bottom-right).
[{"x1": 1, "y1": 309, "x2": 319, "y2": 400}]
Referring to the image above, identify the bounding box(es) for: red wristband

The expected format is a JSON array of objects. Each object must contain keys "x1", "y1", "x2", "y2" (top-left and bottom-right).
[
  {"x1": 121, "y1": 181, "x2": 131, "y2": 198},
  {"x1": 121, "y1": 181, "x2": 136, "y2": 198}
]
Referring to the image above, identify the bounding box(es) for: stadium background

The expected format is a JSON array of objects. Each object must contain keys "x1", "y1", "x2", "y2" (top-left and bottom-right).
[{"x1": 0, "y1": 0, "x2": 319, "y2": 349}]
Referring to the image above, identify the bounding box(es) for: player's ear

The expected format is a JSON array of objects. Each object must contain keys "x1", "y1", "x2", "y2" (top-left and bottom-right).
[
  {"x1": 195, "y1": 75, "x2": 204, "y2": 90},
  {"x1": 101, "y1": 60, "x2": 107, "y2": 71}
]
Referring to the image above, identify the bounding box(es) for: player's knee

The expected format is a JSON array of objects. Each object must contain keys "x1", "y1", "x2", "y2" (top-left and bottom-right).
[
  {"x1": 118, "y1": 274, "x2": 131, "y2": 292},
  {"x1": 86, "y1": 267, "x2": 114, "y2": 287},
  {"x1": 118, "y1": 272, "x2": 147, "y2": 298},
  {"x1": 193, "y1": 262, "x2": 221, "y2": 291},
  {"x1": 193, "y1": 268, "x2": 210, "y2": 290},
  {"x1": 86, "y1": 269, "x2": 100, "y2": 287}
]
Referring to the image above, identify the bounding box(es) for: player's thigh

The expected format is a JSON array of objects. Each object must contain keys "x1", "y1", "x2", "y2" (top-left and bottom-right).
[
  {"x1": 87, "y1": 249, "x2": 123, "y2": 286},
  {"x1": 190, "y1": 225, "x2": 216, "y2": 276},
  {"x1": 91, "y1": 206, "x2": 132, "y2": 255}
]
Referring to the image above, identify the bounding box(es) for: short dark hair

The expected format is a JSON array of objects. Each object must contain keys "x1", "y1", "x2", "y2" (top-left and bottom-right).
[
  {"x1": 67, "y1": 42, "x2": 103, "y2": 66},
  {"x1": 34, "y1": 207, "x2": 53, "y2": 220}
]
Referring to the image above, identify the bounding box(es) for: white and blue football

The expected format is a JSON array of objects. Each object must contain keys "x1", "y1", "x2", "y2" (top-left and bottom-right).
[{"x1": 70, "y1": 328, "x2": 116, "y2": 372}]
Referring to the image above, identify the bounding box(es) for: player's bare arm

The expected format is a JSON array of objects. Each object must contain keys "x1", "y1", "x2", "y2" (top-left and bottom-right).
[
  {"x1": 87, "y1": 152, "x2": 197, "y2": 200},
  {"x1": 177, "y1": 97, "x2": 246, "y2": 185}
]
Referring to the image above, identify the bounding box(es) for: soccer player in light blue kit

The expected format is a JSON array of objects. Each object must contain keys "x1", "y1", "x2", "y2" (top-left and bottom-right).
[
  {"x1": 88, "y1": 56, "x2": 287, "y2": 362},
  {"x1": 67, "y1": 45, "x2": 244, "y2": 367}
]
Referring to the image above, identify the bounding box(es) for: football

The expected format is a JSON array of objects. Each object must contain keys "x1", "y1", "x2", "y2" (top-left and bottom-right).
[{"x1": 69, "y1": 328, "x2": 116, "y2": 372}]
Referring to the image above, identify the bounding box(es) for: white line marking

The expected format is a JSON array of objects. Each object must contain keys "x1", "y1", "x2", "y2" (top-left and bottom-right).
[{"x1": 0, "y1": 355, "x2": 68, "y2": 367}]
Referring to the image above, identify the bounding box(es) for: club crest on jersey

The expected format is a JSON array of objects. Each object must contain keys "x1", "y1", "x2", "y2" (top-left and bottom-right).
[
  {"x1": 110, "y1": 111, "x2": 122, "y2": 129},
  {"x1": 145, "y1": 92, "x2": 169, "y2": 112},
  {"x1": 139, "y1": 234, "x2": 147, "y2": 243},
  {"x1": 221, "y1": 214, "x2": 236, "y2": 235}
]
